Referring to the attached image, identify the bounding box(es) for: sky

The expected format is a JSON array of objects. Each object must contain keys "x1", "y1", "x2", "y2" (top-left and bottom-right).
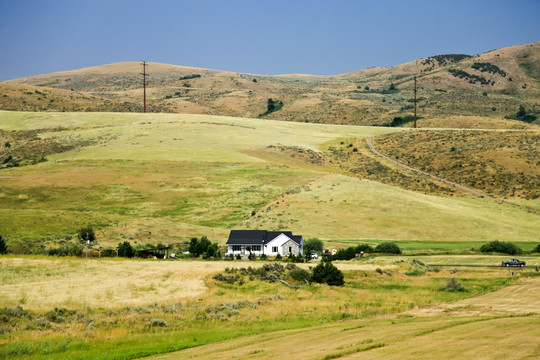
[{"x1": 0, "y1": 0, "x2": 539, "y2": 81}]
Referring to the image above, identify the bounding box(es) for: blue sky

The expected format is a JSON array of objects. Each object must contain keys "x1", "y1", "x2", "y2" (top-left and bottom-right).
[{"x1": 0, "y1": 0, "x2": 538, "y2": 80}]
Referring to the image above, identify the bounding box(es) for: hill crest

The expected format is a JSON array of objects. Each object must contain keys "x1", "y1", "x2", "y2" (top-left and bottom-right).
[{"x1": 2, "y1": 41, "x2": 538, "y2": 127}]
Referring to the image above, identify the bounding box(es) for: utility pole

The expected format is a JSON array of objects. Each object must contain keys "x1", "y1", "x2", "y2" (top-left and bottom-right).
[
  {"x1": 413, "y1": 76, "x2": 417, "y2": 129},
  {"x1": 141, "y1": 61, "x2": 148, "y2": 113}
]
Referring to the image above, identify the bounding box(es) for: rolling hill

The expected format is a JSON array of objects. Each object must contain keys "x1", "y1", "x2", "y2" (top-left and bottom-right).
[
  {"x1": 2, "y1": 41, "x2": 539, "y2": 128},
  {"x1": 0, "y1": 111, "x2": 538, "y2": 253}
]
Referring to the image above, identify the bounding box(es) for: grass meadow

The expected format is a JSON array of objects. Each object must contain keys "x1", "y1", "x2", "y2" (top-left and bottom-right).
[
  {"x1": 1, "y1": 111, "x2": 539, "y2": 251},
  {"x1": 1, "y1": 256, "x2": 539, "y2": 359},
  {"x1": 1, "y1": 111, "x2": 539, "y2": 358}
]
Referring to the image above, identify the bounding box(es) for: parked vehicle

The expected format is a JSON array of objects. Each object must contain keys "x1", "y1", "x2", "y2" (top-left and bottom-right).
[
  {"x1": 311, "y1": 253, "x2": 318, "y2": 259},
  {"x1": 501, "y1": 259, "x2": 526, "y2": 267}
]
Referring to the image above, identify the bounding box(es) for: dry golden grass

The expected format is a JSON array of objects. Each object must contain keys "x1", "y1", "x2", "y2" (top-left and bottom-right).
[
  {"x1": 5, "y1": 42, "x2": 538, "y2": 125},
  {"x1": 409, "y1": 277, "x2": 540, "y2": 317},
  {"x1": 150, "y1": 274, "x2": 540, "y2": 360},
  {"x1": 0, "y1": 257, "x2": 401, "y2": 311},
  {"x1": 417, "y1": 115, "x2": 538, "y2": 130},
  {"x1": 0, "y1": 257, "x2": 245, "y2": 311}
]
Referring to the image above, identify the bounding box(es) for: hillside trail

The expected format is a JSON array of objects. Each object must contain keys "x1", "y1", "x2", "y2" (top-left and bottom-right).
[{"x1": 365, "y1": 137, "x2": 538, "y2": 214}]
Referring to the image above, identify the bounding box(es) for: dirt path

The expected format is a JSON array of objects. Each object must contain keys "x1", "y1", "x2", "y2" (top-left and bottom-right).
[{"x1": 365, "y1": 137, "x2": 502, "y2": 202}]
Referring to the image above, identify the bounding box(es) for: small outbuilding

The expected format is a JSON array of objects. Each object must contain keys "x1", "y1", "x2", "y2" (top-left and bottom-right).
[{"x1": 226, "y1": 230, "x2": 303, "y2": 257}]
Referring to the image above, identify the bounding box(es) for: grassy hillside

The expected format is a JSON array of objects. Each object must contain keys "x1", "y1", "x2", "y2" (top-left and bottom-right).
[
  {"x1": 373, "y1": 130, "x2": 540, "y2": 200},
  {"x1": 3, "y1": 41, "x2": 538, "y2": 127},
  {"x1": 1, "y1": 111, "x2": 539, "y2": 253}
]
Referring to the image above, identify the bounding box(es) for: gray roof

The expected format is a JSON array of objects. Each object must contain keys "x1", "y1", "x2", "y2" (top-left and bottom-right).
[{"x1": 226, "y1": 230, "x2": 302, "y2": 245}]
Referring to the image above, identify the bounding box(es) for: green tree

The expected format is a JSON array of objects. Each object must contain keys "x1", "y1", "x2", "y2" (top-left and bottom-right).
[
  {"x1": 480, "y1": 240, "x2": 522, "y2": 255},
  {"x1": 0, "y1": 235, "x2": 8, "y2": 255},
  {"x1": 374, "y1": 242, "x2": 401, "y2": 254},
  {"x1": 118, "y1": 241, "x2": 135, "y2": 258},
  {"x1": 188, "y1": 237, "x2": 198, "y2": 254},
  {"x1": 517, "y1": 105, "x2": 526, "y2": 118},
  {"x1": 267, "y1": 98, "x2": 275, "y2": 112},
  {"x1": 77, "y1": 226, "x2": 96, "y2": 244},
  {"x1": 311, "y1": 261, "x2": 344, "y2": 286},
  {"x1": 304, "y1": 238, "x2": 324, "y2": 255}
]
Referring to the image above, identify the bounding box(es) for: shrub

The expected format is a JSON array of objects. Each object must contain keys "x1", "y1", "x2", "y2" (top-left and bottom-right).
[
  {"x1": 311, "y1": 262, "x2": 344, "y2": 286},
  {"x1": 374, "y1": 242, "x2": 402, "y2": 254},
  {"x1": 505, "y1": 105, "x2": 537, "y2": 123},
  {"x1": 0, "y1": 235, "x2": 7, "y2": 255},
  {"x1": 77, "y1": 226, "x2": 96, "y2": 244},
  {"x1": 355, "y1": 244, "x2": 374, "y2": 254},
  {"x1": 480, "y1": 240, "x2": 522, "y2": 255},
  {"x1": 118, "y1": 241, "x2": 135, "y2": 258},
  {"x1": 47, "y1": 241, "x2": 83, "y2": 257},
  {"x1": 289, "y1": 268, "x2": 311, "y2": 282},
  {"x1": 441, "y1": 278, "x2": 466, "y2": 292},
  {"x1": 532, "y1": 244, "x2": 540, "y2": 254},
  {"x1": 405, "y1": 268, "x2": 425, "y2": 276},
  {"x1": 149, "y1": 318, "x2": 167, "y2": 327}
]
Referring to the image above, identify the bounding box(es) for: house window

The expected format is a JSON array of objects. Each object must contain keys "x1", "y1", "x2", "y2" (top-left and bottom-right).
[
  {"x1": 251, "y1": 245, "x2": 261, "y2": 252},
  {"x1": 289, "y1": 247, "x2": 292, "y2": 253},
  {"x1": 232, "y1": 245, "x2": 241, "y2": 252},
  {"x1": 272, "y1": 246, "x2": 278, "y2": 253}
]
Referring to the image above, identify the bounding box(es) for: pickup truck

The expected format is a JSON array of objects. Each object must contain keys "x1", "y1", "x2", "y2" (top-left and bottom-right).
[{"x1": 501, "y1": 259, "x2": 526, "y2": 267}]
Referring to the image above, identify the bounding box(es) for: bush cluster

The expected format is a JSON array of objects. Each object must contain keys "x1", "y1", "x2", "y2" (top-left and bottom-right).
[
  {"x1": 311, "y1": 261, "x2": 344, "y2": 286},
  {"x1": 218, "y1": 263, "x2": 286, "y2": 283},
  {"x1": 117, "y1": 241, "x2": 135, "y2": 258},
  {"x1": 47, "y1": 241, "x2": 83, "y2": 257},
  {"x1": 325, "y1": 244, "x2": 374, "y2": 261},
  {"x1": 471, "y1": 62, "x2": 506, "y2": 77},
  {"x1": 480, "y1": 240, "x2": 522, "y2": 255},
  {"x1": 441, "y1": 278, "x2": 466, "y2": 292},
  {"x1": 448, "y1": 69, "x2": 490, "y2": 85},
  {"x1": 374, "y1": 242, "x2": 402, "y2": 254},
  {"x1": 505, "y1": 105, "x2": 537, "y2": 123},
  {"x1": 188, "y1": 236, "x2": 220, "y2": 258}
]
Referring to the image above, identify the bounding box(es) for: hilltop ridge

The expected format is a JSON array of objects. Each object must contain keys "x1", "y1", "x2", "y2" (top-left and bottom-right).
[{"x1": 1, "y1": 41, "x2": 539, "y2": 127}]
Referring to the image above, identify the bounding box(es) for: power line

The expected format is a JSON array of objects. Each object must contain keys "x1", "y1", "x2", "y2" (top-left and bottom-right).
[
  {"x1": 141, "y1": 61, "x2": 148, "y2": 113},
  {"x1": 413, "y1": 76, "x2": 417, "y2": 128}
]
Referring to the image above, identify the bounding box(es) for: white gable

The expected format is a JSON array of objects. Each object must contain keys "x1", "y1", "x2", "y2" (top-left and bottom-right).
[{"x1": 265, "y1": 233, "x2": 292, "y2": 247}]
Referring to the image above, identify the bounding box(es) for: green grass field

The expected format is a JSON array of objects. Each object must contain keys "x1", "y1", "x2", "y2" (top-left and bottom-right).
[{"x1": 2, "y1": 111, "x2": 539, "y2": 252}]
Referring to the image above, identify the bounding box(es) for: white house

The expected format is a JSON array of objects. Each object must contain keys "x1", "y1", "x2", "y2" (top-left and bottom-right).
[{"x1": 226, "y1": 230, "x2": 303, "y2": 257}]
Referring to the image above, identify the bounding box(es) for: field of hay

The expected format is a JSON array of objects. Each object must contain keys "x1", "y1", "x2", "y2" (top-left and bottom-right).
[{"x1": 1, "y1": 256, "x2": 539, "y2": 359}]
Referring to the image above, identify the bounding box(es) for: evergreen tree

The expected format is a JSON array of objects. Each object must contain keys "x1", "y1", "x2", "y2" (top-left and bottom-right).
[
  {"x1": 311, "y1": 261, "x2": 344, "y2": 286},
  {"x1": 118, "y1": 241, "x2": 135, "y2": 258},
  {"x1": 77, "y1": 226, "x2": 96, "y2": 244},
  {"x1": 0, "y1": 235, "x2": 8, "y2": 255}
]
